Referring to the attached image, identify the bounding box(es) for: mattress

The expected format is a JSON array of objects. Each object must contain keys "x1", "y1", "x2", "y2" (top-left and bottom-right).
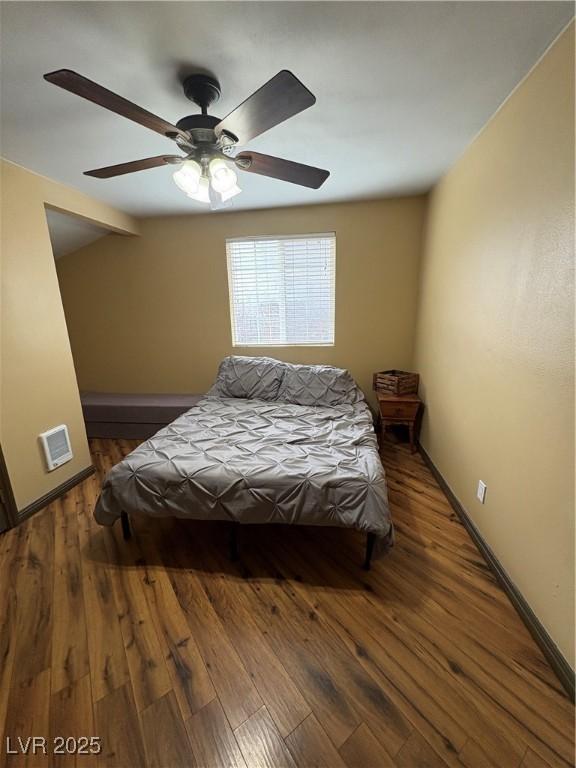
[{"x1": 93, "y1": 358, "x2": 394, "y2": 558}]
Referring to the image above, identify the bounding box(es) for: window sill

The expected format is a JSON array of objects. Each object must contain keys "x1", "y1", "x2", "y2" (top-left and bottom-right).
[{"x1": 232, "y1": 343, "x2": 336, "y2": 348}]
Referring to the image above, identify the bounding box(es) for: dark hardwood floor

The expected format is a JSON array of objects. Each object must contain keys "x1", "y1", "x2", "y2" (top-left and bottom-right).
[{"x1": 0, "y1": 437, "x2": 573, "y2": 767}]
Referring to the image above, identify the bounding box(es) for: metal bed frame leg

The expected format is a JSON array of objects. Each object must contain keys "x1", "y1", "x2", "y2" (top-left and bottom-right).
[
  {"x1": 120, "y1": 511, "x2": 131, "y2": 541},
  {"x1": 229, "y1": 522, "x2": 240, "y2": 561},
  {"x1": 364, "y1": 532, "x2": 375, "y2": 570}
]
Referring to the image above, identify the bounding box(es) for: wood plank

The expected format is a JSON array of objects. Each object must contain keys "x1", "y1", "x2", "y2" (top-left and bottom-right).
[
  {"x1": 521, "y1": 747, "x2": 556, "y2": 768},
  {"x1": 395, "y1": 731, "x2": 450, "y2": 768},
  {"x1": 262, "y1": 535, "x2": 474, "y2": 768},
  {"x1": 259, "y1": 534, "x2": 471, "y2": 760},
  {"x1": 362, "y1": 561, "x2": 569, "y2": 767},
  {"x1": 324, "y1": 554, "x2": 572, "y2": 764},
  {"x1": 247, "y1": 564, "x2": 411, "y2": 754},
  {"x1": 141, "y1": 690, "x2": 194, "y2": 768},
  {"x1": 94, "y1": 683, "x2": 146, "y2": 768},
  {"x1": 230, "y1": 562, "x2": 362, "y2": 749},
  {"x1": 307, "y1": 547, "x2": 526, "y2": 768},
  {"x1": 76, "y1": 483, "x2": 129, "y2": 702},
  {"x1": 392, "y1": 513, "x2": 498, "y2": 576},
  {"x1": 102, "y1": 525, "x2": 172, "y2": 712},
  {"x1": 51, "y1": 494, "x2": 89, "y2": 693},
  {"x1": 233, "y1": 706, "x2": 297, "y2": 768},
  {"x1": 383, "y1": 555, "x2": 564, "y2": 697},
  {"x1": 3, "y1": 669, "x2": 51, "y2": 767},
  {"x1": 459, "y1": 739, "x2": 500, "y2": 768},
  {"x1": 327, "y1": 521, "x2": 568, "y2": 706},
  {"x1": 185, "y1": 698, "x2": 247, "y2": 768},
  {"x1": 196, "y1": 547, "x2": 311, "y2": 737},
  {"x1": 50, "y1": 675, "x2": 96, "y2": 768},
  {"x1": 203, "y1": 537, "x2": 376, "y2": 753},
  {"x1": 10, "y1": 510, "x2": 54, "y2": 686},
  {"x1": 168, "y1": 541, "x2": 263, "y2": 729},
  {"x1": 338, "y1": 723, "x2": 396, "y2": 768},
  {"x1": 285, "y1": 713, "x2": 348, "y2": 768},
  {"x1": 296, "y1": 522, "x2": 564, "y2": 768},
  {"x1": 395, "y1": 535, "x2": 517, "y2": 616},
  {"x1": 0, "y1": 589, "x2": 17, "y2": 744},
  {"x1": 136, "y1": 531, "x2": 216, "y2": 719},
  {"x1": 0, "y1": 524, "x2": 26, "y2": 741}
]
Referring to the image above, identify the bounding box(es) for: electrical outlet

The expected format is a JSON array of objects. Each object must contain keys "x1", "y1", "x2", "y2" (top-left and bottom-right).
[{"x1": 477, "y1": 480, "x2": 487, "y2": 504}]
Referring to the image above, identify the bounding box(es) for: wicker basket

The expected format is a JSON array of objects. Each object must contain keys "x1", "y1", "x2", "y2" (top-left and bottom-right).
[{"x1": 373, "y1": 369, "x2": 419, "y2": 396}]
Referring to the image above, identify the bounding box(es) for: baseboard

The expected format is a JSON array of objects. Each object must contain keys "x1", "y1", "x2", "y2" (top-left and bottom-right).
[
  {"x1": 418, "y1": 442, "x2": 575, "y2": 702},
  {"x1": 15, "y1": 465, "x2": 95, "y2": 526}
]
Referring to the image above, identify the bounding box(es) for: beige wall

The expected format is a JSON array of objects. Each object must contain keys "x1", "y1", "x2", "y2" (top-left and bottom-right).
[
  {"x1": 414, "y1": 25, "x2": 575, "y2": 665},
  {"x1": 56, "y1": 196, "x2": 427, "y2": 405},
  {"x1": 0, "y1": 159, "x2": 139, "y2": 510}
]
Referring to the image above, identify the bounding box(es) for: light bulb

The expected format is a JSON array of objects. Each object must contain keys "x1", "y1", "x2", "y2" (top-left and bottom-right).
[
  {"x1": 209, "y1": 158, "x2": 238, "y2": 193},
  {"x1": 188, "y1": 175, "x2": 210, "y2": 203},
  {"x1": 173, "y1": 160, "x2": 201, "y2": 196},
  {"x1": 220, "y1": 183, "x2": 242, "y2": 202}
]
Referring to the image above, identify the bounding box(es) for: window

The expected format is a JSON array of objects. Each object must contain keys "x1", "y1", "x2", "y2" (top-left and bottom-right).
[{"x1": 226, "y1": 233, "x2": 336, "y2": 346}]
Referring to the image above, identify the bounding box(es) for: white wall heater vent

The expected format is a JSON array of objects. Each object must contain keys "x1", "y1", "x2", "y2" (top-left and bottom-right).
[{"x1": 39, "y1": 425, "x2": 73, "y2": 471}]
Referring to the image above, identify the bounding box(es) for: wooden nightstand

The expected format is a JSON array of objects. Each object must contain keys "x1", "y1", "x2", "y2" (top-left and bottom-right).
[{"x1": 376, "y1": 392, "x2": 423, "y2": 453}]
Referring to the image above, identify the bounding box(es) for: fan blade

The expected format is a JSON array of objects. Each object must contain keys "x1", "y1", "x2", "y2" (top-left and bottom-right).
[
  {"x1": 236, "y1": 152, "x2": 329, "y2": 189},
  {"x1": 44, "y1": 69, "x2": 188, "y2": 141},
  {"x1": 84, "y1": 155, "x2": 182, "y2": 178},
  {"x1": 215, "y1": 71, "x2": 316, "y2": 145}
]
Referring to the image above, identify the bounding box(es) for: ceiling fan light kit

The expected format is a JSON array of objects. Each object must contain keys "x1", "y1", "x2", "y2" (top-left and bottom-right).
[
  {"x1": 172, "y1": 159, "x2": 202, "y2": 195},
  {"x1": 193, "y1": 175, "x2": 211, "y2": 205},
  {"x1": 43, "y1": 68, "x2": 330, "y2": 208}
]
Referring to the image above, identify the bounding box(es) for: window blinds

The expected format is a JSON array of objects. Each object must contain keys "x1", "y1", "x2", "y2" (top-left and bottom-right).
[{"x1": 226, "y1": 233, "x2": 336, "y2": 346}]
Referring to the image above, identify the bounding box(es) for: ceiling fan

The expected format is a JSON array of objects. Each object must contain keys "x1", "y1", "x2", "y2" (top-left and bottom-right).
[{"x1": 43, "y1": 69, "x2": 330, "y2": 206}]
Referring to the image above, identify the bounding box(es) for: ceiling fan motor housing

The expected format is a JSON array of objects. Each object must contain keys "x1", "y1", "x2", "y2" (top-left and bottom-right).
[
  {"x1": 183, "y1": 74, "x2": 221, "y2": 111},
  {"x1": 178, "y1": 75, "x2": 239, "y2": 147},
  {"x1": 176, "y1": 113, "x2": 220, "y2": 141}
]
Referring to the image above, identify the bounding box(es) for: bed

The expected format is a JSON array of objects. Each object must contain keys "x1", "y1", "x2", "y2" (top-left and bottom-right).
[{"x1": 94, "y1": 356, "x2": 394, "y2": 567}]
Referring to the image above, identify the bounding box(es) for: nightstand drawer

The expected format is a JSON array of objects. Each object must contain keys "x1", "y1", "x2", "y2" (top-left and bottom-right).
[
  {"x1": 375, "y1": 385, "x2": 423, "y2": 453},
  {"x1": 379, "y1": 401, "x2": 420, "y2": 419}
]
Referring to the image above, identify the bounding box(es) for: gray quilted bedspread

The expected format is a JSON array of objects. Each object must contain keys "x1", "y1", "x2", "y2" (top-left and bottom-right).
[{"x1": 94, "y1": 395, "x2": 393, "y2": 557}]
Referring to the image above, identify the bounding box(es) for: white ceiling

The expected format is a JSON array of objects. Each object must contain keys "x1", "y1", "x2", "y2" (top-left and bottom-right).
[
  {"x1": 45, "y1": 208, "x2": 111, "y2": 258},
  {"x1": 1, "y1": 2, "x2": 572, "y2": 217}
]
